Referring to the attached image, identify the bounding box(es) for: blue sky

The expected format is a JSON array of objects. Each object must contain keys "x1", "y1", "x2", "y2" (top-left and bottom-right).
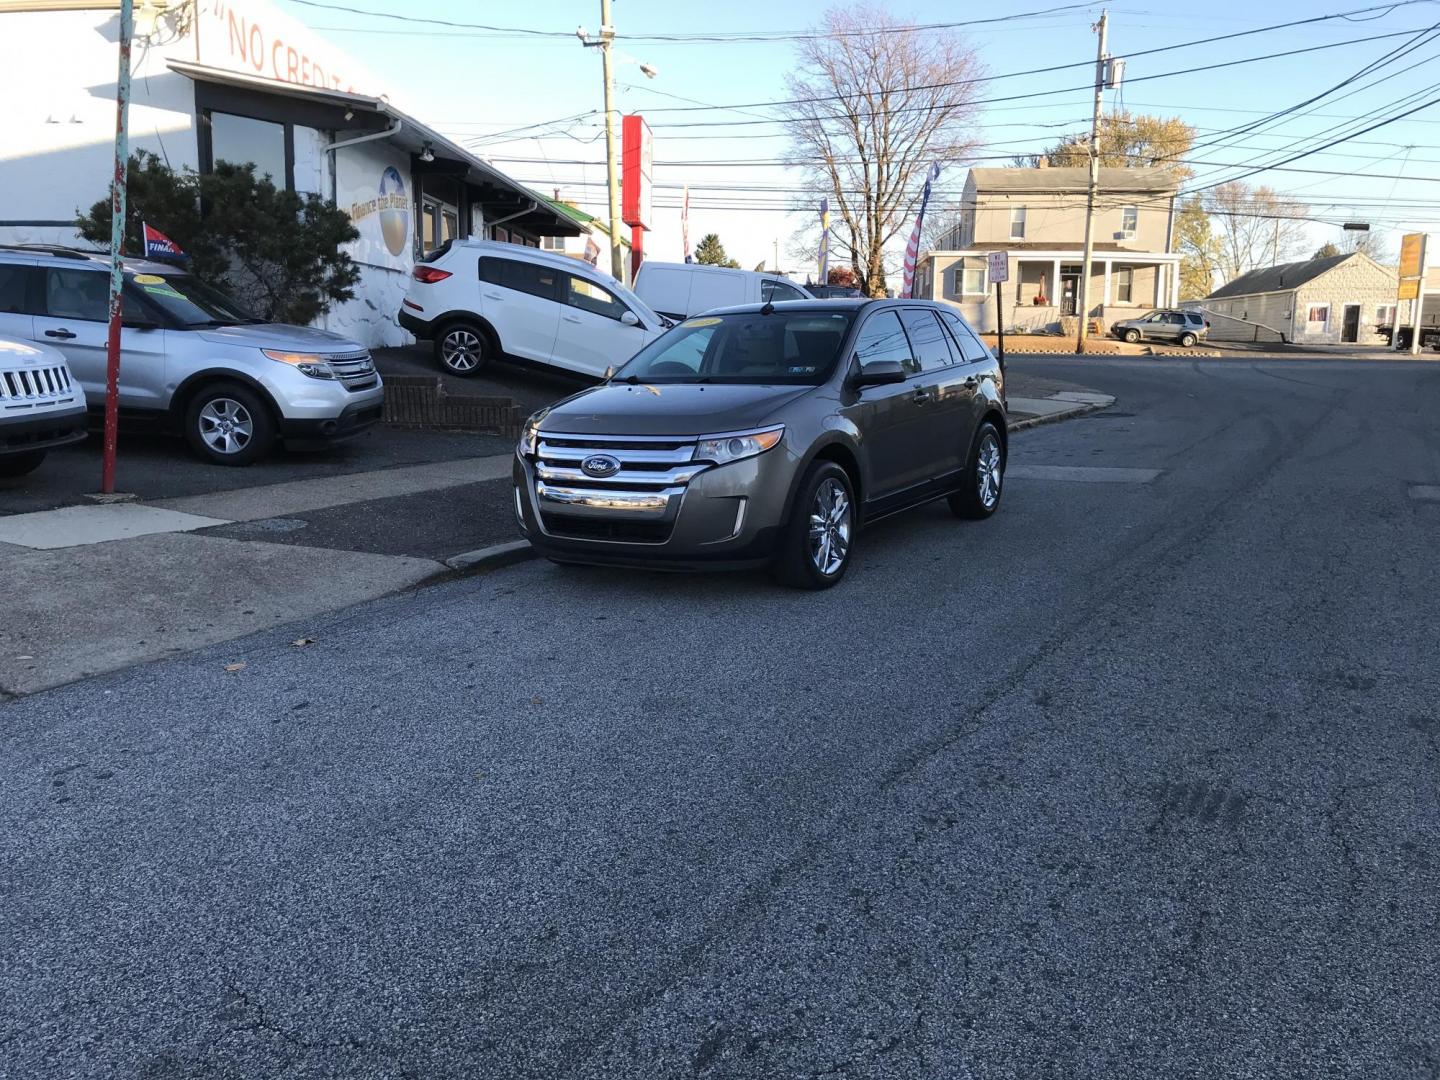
[{"x1": 276, "y1": 0, "x2": 1440, "y2": 276}]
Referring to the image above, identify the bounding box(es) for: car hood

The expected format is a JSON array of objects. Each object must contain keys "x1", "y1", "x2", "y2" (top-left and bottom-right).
[
  {"x1": 537, "y1": 382, "x2": 812, "y2": 436},
  {"x1": 193, "y1": 323, "x2": 365, "y2": 353}
]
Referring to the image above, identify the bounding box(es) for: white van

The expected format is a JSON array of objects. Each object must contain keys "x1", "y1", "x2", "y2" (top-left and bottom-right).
[{"x1": 633, "y1": 262, "x2": 813, "y2": 321}]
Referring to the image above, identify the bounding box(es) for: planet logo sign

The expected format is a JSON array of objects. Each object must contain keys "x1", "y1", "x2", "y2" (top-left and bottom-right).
[{"x1": 377, "y1": 167, "x2": 409, "y2": 257}]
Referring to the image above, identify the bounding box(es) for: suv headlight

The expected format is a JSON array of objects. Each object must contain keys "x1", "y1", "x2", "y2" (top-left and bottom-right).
[
  {"x1": 263, "y1": 349, "x2": 336, "y2": 380},
  {"x1": 694, "y1": 425, "x2": 784, "y2": 465},
  {"x1": 518, "y1": 410, "x2": 547, "y2": 457}
]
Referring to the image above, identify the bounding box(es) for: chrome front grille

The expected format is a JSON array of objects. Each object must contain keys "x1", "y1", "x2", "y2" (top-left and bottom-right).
[
  {"x1": 326, "y1": 350, "x2": 378, "y2": 392},
  {"x1": 0, "y1": 365, "x2": 80, "y2": 413},
  {"x1": 531, "y1": 432, "x2": 703, "y2": 542}
]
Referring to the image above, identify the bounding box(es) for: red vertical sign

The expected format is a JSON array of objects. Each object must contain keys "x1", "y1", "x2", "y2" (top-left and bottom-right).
[{"x1": 622, "y1": 115, "x2": 651, "y2": 280}]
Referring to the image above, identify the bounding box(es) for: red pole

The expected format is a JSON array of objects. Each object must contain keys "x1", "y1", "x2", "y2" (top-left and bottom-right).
[
  {"x1": 630, "y1": 224, "x2": 645, "y2": 283},
  {"x1": 101, "y1": 0, "x2": 133, "y2": 495}
]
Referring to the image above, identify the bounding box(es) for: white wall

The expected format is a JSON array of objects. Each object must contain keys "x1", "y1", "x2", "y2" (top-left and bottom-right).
[{"x1": 0, "y1": 8, "x2": 199, "y2": 247}]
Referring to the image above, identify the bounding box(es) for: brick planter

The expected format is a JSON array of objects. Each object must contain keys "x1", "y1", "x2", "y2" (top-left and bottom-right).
[{"x1": 382, "y1": 375, "x2": 528, "y2": 437}]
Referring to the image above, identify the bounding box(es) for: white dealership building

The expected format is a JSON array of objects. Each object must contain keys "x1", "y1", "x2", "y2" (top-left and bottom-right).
[{"x1": 0, "y1": 0, "x2": 580, "y2": 345}]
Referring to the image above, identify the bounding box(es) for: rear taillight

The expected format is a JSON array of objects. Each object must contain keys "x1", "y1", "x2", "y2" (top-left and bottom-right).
[{"x1": 412, "y1": 266, "x2": 452, "y2": 284}]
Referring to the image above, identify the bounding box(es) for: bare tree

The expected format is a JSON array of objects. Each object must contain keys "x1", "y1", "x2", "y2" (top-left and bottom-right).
[
  {"x1": 1204, "y1": 182, "x2": 1310, "y2": 283},
  {"x1": 1347, "y1": 227, "x2": 1391, "y2": 263},
  {"x1": 780, "y1": 4, "x2": 984, "y2": 297}
]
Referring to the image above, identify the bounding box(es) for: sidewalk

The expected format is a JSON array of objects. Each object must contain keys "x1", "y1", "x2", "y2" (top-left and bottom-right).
[{"x1": 0, "y1": 368, "x2": 1111, "y2": 698}]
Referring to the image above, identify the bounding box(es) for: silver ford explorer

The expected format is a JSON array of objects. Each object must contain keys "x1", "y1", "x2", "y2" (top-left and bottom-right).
[{"x1": 513, "y1": 299, "x2": 1008, "y2": 589}]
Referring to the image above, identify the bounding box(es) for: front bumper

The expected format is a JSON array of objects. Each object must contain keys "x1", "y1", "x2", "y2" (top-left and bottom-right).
[
  {"x1": 513, "y1": 440, "x2": 796, "y2": 571},
  {"x1": 0, "y1": 403, "x2": 89, "y2": 455},
  {"x1": 279, "y1": 395, "x2": 384, "y2": 447}
]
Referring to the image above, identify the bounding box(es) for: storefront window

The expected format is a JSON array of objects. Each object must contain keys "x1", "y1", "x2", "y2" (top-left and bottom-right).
[{"x1": 209, "y1": 112, "x2": 288, "y2": 187}]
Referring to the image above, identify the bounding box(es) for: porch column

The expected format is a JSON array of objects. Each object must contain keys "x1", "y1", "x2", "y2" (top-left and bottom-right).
[
  {"x1": 1155, "y1": 263, "x2": 1165, "y2": 307},
  {"x1": 1170, "y1": 262, "x2": 1181, "y2": 307},
  {"x1": 1103, "y1": 260, "x2": 1112, "y2": 306},
  {"x1": 1051, "y1": 258, "x2": 1061, "y2": 304}
]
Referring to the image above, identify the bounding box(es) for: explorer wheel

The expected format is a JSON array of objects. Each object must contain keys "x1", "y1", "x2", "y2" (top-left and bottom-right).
[
  {"x1": 436, "y1": 322, "x2": 490, "y2": 376},
  {"x1": 948, "y1": 421, "x2": 1005, "y2": 520},
  {"x1": 774, "y1": 461, "x2": 855, "y2": 590},
  {"x1": 184, "y1": 382, "x2": 274, "y2": 466}
]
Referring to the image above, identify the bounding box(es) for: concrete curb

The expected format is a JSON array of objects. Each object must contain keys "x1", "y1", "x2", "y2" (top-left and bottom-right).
[
  {"x1": 1008, "y1": 402, "x2": 1110, "y2": 432},
  {"x1": 443, "y1": 538, "x2": 536, "y2": 573}
]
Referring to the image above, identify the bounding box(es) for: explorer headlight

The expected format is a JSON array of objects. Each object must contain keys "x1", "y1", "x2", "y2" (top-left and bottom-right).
[
  {"x1": 263, "y1": 349, "x2": 335, "y2": 380},
  {"x1": 694, "y1": 425, "x2": 784, "y2": 465}
]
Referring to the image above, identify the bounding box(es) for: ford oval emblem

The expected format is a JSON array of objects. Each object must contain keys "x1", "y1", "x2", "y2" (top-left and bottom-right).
[{"x1": 581, "y1": 454, "x2": 621, "y2": 478}]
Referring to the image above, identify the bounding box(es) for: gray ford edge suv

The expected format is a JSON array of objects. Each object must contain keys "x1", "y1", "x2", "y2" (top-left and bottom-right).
[{"x1": 513, "y1": 299, "x2": 1007, "y2": 589}]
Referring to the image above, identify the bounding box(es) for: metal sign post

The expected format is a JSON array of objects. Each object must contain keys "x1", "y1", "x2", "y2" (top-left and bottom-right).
[
  {"x1": 100, "y1": 0, "x2": 133, "y2": 495},
  {"x1": 988, "y1": 250, "x2": 1010, "y2": 370},
  {"x1": 1397, "y1": 232, "x2": 1426, "y2": 354}
]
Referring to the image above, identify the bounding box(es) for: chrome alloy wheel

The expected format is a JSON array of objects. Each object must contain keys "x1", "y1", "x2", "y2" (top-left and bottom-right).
[
  {"x1": 441, "y1": 328, "x2": 483, "y2": 372},
  {"x1": 977, "y1": 432, "x2": 1003, "y2": 510},
  {"x1": 198, "y1": 398, "x2": 254, "y2": 455},
  {"x1": 808, "y1": 477, "x2": 852, "y2": 576}
]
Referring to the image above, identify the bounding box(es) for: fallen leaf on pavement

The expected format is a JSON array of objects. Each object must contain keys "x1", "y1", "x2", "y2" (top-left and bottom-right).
[
  {"x1": 291, "y1": 638, "x2": 316, "y2": 648},
  {"x1": 530, "y1": 696, "x2": 544, "y2": 705},
  {"x1": 224, "y1": 662, "x2": 246, "y2": 673}
]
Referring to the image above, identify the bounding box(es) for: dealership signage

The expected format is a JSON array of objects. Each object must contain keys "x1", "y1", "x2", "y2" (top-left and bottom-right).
[{"x1": 197, "y1": 0, "x2": 383, "y2": 96}]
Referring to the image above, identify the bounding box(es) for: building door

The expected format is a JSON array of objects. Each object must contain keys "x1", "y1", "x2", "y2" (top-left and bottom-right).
[
  {"x1": 1341, "y1": 304, "x2": 1361, "y2": 343},
  {"x1": 1060, "y1": 266, "x2": 1081, "y2": 315}
]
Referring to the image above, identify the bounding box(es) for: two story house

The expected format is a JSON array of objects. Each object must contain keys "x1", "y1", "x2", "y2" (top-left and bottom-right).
[{"x1": 912, "y1": 166, "x2": 1183, "y2": 333}]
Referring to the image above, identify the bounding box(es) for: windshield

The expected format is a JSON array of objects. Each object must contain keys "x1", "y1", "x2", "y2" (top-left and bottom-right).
[
  {"x1": 129, "y1": 273, "x2": 259, "y2": 328},
  {"x1": 614, "y1": 310, "x2": 856, "y2": 385}
]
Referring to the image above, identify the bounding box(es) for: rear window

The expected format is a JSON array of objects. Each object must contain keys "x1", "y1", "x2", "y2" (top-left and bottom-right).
[{"x1": 0, "y1": 265, "x2": 36, "y2": 314}]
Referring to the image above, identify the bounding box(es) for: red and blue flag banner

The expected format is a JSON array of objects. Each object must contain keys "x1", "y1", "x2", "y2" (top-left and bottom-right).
[
  {"x1": 817, "y1": 197, "x2": 831, "y2": 285},
  {"x1": 142, "y1": 222, "x2": 184, "y2": 261},
  {"x1": 901, "y1": 163, "x2": 942, "y2": 299}
]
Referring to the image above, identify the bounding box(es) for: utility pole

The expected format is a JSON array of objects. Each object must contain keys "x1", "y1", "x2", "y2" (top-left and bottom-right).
[
  {"x1": 1075, "y1": 9, "x2": 1108, "y2": 355},
  {"x1": 773, "y1": 238, "x2": 779, "y2": 273},
  {"x1": 101, "y1": 0, "x2": 133, "y2": 494},
  {"x1": 598, "y1": 0, "x2": 625, "y2": 284}
]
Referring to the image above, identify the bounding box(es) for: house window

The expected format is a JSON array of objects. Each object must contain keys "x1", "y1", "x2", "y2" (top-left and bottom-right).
[
  {"x1": 1306, "y1": 303, "x2": 1330, "y2": 328},
  {"x1": 960, "y1": 264, "x2": 987, "y2": 295},
  {"x1": 1377, "y1": 304, "x2": 1396, "y2": 325},
  {"x1": 1120, "y1": 206, "x2": 1138, "y2": 239},
  {"x1": 1009, "y1": 206, "x2": 1027, "y2": 239},
  {"x1": 208, "y1": 111, "x2": 288, "y2": 187},
  {"x1": 1115, "y1": 267, "x2": 1134, "y2": 303},
  {"x1": 541, "y1": 235, "x2": 566, "y2": 251}
]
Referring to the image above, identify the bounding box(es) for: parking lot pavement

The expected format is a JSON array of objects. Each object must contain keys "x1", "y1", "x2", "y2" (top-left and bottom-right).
[{"x1": 0, "y1": 426, "x2": 513, "y2": 517}]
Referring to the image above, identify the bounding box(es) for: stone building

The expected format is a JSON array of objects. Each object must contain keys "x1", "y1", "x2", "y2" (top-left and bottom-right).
[{"x1": 1198, "y1": 252, "x2": 1398, "y2": 345}]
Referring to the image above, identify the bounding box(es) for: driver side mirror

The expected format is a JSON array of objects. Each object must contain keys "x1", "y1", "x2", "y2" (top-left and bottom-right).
[
  {"x1": 851, "y1": 358, "x2": 906, "y2": 388},
  {"x1": 620, "y1": 310, "x2": 640, "y2": 327}
]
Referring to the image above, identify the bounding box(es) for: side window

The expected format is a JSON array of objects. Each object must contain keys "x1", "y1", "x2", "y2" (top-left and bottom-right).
[
  {"x1": 0, "y1": 265, "x2": 39, "y2": 314},
  {"x1": 898, "y1": 308, "x2": 955, "y2": 371},
  {"x1": 762, "y1": 279, "x2": 807, "y2": 303},
  {"x1": 478, "y1": 257, "x2": 559, "y2": 301},
  {"x1": 566, "y1": 276, "x2": 629, "y2": 321},
  {"x1": 939, "y1": 309, "x2": 990, "y2": 363},
  {"x1": 44, "y1": 268, "x2": 108, "y2": 321},
  {"x1": 1165, "y1": 312, "x2": 1185, "y2": 325},
  {"x1": 852, "y1": 309, "x2": 916, "y2": 375}
]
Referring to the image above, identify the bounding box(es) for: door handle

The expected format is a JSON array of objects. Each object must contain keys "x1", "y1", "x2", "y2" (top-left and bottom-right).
[
  {"x1": 45, "y1": 329, "x2": 77, "y2": 340},
  {"x1": 912, "y1": 387, "x2": 933, "y2": 403},
  {"x1": 483, "y1": 291, "x2": 503, "y2": 300},
  {"x1": 563, "y1": 314, "x2": 582, "y2": 323}
]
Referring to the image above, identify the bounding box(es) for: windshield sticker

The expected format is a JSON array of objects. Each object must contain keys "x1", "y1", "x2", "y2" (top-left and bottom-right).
[
  {"x1": 142, "y1": 283, "x2": 188, "y2": 301},
  {"x1": 683, "y1": 317, "x2": 721, "y2": 327},
  {"x1": 132, "y1": 274, "x2": 167, "y2": 285}
]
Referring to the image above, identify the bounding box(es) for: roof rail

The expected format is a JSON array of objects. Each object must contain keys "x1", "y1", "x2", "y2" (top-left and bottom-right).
[{"x1": 0, "y1": 244, "x2": 101, "y2": 260}]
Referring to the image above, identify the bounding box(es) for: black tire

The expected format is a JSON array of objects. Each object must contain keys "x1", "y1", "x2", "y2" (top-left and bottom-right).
[
  {"x1": 1123, "y1": 328, "x2": 1141, "y2": 344},
  {"x1": 183, "y1": 381, "x2": 275, "y2": 466},
  {"x1": 435, "y1": 321, "x2": 492, "y2": 377},
  {"x1": 0, "y1": 450, "x2": 46, "y2": 478},
  {"x1": 948, "y1": 421, "x2": 1006, "y2": 521},
  {"x1": 1179, "y1": 331, "x2": 1197, "y2": 347},
  {"x1": 773, "y1": 460, "x2": 856, "y2": 590}
]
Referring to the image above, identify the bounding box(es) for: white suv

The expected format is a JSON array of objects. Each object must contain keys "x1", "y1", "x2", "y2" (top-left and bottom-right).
[
  {"x1": 0, "y1": 335, "x2": 87, "y2": 477},
  {"x1": 398, "y1": 240, "x2": 667, "y2": 379}
]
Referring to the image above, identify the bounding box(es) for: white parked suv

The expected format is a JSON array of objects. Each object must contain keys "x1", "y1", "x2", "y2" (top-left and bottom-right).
[
  {"x1": 0, "y1": 335, "x2": 88, "y2": 477},
  {"x1": 0, "y1": 245, "x2": 383, "y2": 466},
  {"x1": 633, "y1": 261, "x2": 812, "y2": 321},
  {"x1": 398, "y1": 240, "x2": 668, "y2": 378}
]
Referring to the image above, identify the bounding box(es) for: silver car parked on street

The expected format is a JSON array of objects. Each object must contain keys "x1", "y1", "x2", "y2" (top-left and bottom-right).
[
  {"x1": 0, "y1": 245, "x2": 383, "y2": 465},
  {"x1": 1110, "y1": 308, "x2": 1209, "y2": 346}
]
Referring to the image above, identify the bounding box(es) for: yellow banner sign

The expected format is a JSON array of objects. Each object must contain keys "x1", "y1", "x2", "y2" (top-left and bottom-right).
[
  {"x1": 1399, "y1": 277, "x2": 1421, "y2": 300},
  {"x1": 1399, "y1": 233, "x2": 1426, "y2": 279}
]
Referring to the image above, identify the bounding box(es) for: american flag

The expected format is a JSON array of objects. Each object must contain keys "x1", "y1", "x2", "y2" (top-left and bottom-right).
[{"x1": 901, "y1": 163, "x2": 942, "y2": 299}]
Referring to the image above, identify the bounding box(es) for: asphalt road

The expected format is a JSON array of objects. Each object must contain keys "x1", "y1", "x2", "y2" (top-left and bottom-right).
[{"x1": 3, "y1": 355, "x2": 1440, "y2": 1078}]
